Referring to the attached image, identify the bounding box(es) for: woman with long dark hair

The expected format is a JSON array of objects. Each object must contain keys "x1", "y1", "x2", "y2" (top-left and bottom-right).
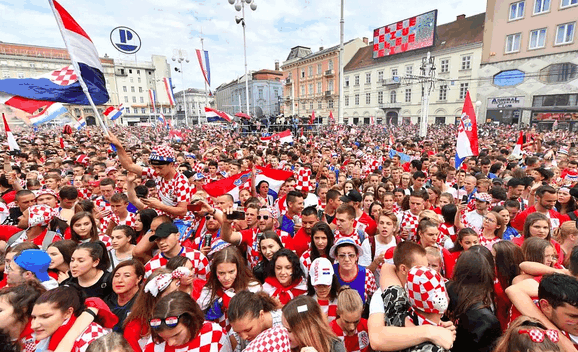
[
  {"x1": 134, "y1": 209, "x2": 158, "y2": 243},
  {"x1": 300, "y1": 222, "x2": 334, "y2": 277},
  {"x1": 492, "y1": 240, "x2": 524, "y2": 331},
  {"x1": 513, "y1": 213, "x2": 564, "y2": 267},
  {"x1": 556, "y1": 186, "x2": 576, "y2": 215},
  {"x1": 446, "y1": 249, "x2": 501, "y2": 352},
  {"x1": 262, "y1": 249, "x2": 306, "y2": 306},
  {"x1": 252, "y1": 231, "x2": 284, "y2": 284},
  {"x1": 46, "y1": 239, "x2": 77, "y2": 283},
  {"x1": 62, "y1": 242, "x2": 112, "y2": 299},
  {"x1": 306, "y1": 257, "x2": 341, "y2": 322}
]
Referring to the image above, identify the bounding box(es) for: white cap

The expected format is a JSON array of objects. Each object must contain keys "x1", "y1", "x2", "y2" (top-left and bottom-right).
[{"x1": 309, "y1": 258, "x2": 334, "y2": 286}]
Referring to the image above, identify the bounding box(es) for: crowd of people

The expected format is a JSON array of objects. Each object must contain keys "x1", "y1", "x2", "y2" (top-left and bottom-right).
[{"x1": 0, "y1": 121, "x2": 577, "y2": 352}]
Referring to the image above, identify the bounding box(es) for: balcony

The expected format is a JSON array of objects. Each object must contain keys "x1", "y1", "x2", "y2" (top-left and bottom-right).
[
  {"x1": 325, "y1": 69, "x2": 335, "y2": 77},
  {"x1": 285, "y1": 96, "x2": 291, "y2": 102},
  {"x1": 382, "y1": 77, "x2": 401, "y2": 86},
  {"x1": 285, "y1": 78, "x2": 292, "y2": 85},
  {"x1": 325, "y1": 90, "x2": 333, "y2": 97},
  {"x1": 379, "y1": 102, "x2": 402, "y2": 109}
]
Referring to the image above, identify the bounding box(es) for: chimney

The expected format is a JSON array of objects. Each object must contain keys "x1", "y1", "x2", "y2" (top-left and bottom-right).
[
  {"x1": 457, "y1": 14, "x2": 466, "y2": 21},
  {"x1": 319, "y1": 46, "x2": 324, "y2": 51},
  {"x1": 275, "y1": 60, "x2": 280, "y2": 71},
  {"x1": 363, "y1": 37, "x2": 369, "y2": 45}
]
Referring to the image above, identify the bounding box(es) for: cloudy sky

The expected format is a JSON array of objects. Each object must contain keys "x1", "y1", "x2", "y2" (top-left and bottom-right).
[{"x1": 1, "y1": 0, "x2": 487, "y2": 92}]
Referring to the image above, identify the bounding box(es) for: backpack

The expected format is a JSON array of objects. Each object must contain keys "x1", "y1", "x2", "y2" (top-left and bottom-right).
[{"x1": 6, "y1": 230, "x2": 61, "y2": 251}]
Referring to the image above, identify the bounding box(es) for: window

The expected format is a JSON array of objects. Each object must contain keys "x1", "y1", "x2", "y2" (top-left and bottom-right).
[
  {"x1": 355, "y1": 94, "x2": 360, "y2": 105},
  {"x1": 556, "y1": 23, "x2": 575, "y2": 45},
  {"x1": 30, "y1": 63, "x2": 35, "y2": 68},
  {"x1": 0, "y1": 61, "x2": 7, "y2": 65},
  {"x1": 130, "y1": 77, "x2": 133, "y2": 83},
  {"x1": 139, "y1": 87, "x2": 143, "y2": 93},
  {"x1": 510, "y1": 1, "x2": 525, "y2": 20},
  {"x1": 405, "y1": 65, "x2": 413, "y2": 76},
  {"x1": 129, "y1": 69, "x2": 133, "y2": 74},
  {"x1": 43, "y1": 63, "x2": 49, "y2": 68},
  {"x1": 308, "y1": 84, "x2": 313, "y2": 94},
  {"x1": 345, "y1": 96, "x2": 350, "y2": 106},
  {"x1": 318, "y1": 100, "x2": 322, "y2": 109},
  {"x1": 317, "y1": 82, "x2": 322, "y2": 93},
  {"x1": 123, "y1": 86, "x2": 127, "y2": 92},
  {"x1": 390, "y1": 90, "x2": 397, "y2": 103},
  {"x1": 308, "y1": 66, "x2": 313, "y2": 77},
  {"x1": 301, "y1": 69, "x2": 305, "y2": 78},
  {"x1": 141, "y1": 108, "x2": 146, "y2": 114},
  {"x1": 125, "y1": 107, "x2": 130, "y2": 114},
  {"x1": 301, "y1": 85, "x2": 305, "y2": 96},
  {"x1": 137, "y1": 70, "x2": 140, "y2": 74},
  {"x1": 131, "y1": 86, "x2": 135, "y2": 92},
  {"x1": 354, "y1": 75, "x2": 360, "y2": 86},
  {"x1": 366, "y1": 93, "x2": 371, "y2": 105},
  {"x1": 345, "y1": 76, "x2": 350, "y2": 87},
  {"x1": 2, "y1": 72, "x2": 9, "y2": 78},
  {"x1": 405, "y1": 88, "x2": 412, "y2": 103},
  {"x1": 328, "y1": 80, "x2": 334, "y2": 91},
  {"x1": 378, "y1": 91, "x2": 384, "y2": 104},
  {"x1": 529, "y1": 28, "x2": 547, "y2": 49},
  {"x1": 138, "y1": 77, "x2": 141, "y2": 83},
  {"x1": 309, "y1": 101, "x2": 313, "y2": 110},
  {"x1": 440, "y1": 59, "x2": 449, "y2": 73},
  {"x1": 328, "y1": 60, "x2": 334, "y2": 70},
  {"x1": 461, "y1": 56, "x2": 471, "y2": 70},
  {"x1": 439, "y1": 85, "x2": 448, "y2": 100},
  {"x1": 534, "y1": 0, "x2": 550, "y2": 13},
  {"x1": 140, "y1": 97, "x2": 144, "y2": 103},
  {"x1": 124, "y1": 96, "x2": 129, "y2": 103},
  {"x1": 378, "y1": 71, "x2": 384, "y2": 82},
  {"x1": 258, "y1": 88, "x2": 263, "y2": 99},
  {"x1": 391, "y1": 68, "x2": 398, "y2": 77},
  {"x1": 365, "y1": 72, "x2": 371, "y2": 84},
  {"x1": 533, "y1": 94, "x2": 578, "y2": 107},
  {"x1": 539, "y1": 63, "x2": 577, "y2": 83},
  {"x1": 132, "y1": 96, "x2": 137, "y2": 103},
  {"x1": 317, "y1": 64, "x2": 322, "y2": 75},
  {"x1": 505, "y1": 33, "x2": 522, "y2": 53},
  {"x1": 459, "y1": 83, "x2": 469, "y2": 99},
  {"x1": 561, "y1": 0, "x2": 578, "y2": 7},
  {"x1": 329, "y1": 99, "x2": 334, "y2": 108},
  {"x1": 17, "y1": 72, "x2": 24, "y2": 78}
]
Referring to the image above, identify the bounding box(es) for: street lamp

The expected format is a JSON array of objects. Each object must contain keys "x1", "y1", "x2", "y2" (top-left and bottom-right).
[
  {"x1": 229, "y1": 0, "x2": 257, "y2": 117},
  {"x1": 172, "y1": 49, "x2": 190, "y2": 126}
]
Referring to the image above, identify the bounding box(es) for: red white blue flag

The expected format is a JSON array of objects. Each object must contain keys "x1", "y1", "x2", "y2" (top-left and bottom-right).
[
  {"x1": 196, "y1": 49, "x2": 211, "y2": 87},
  {"x1": 205, "y1": 107, "x2": 232, "y2": 123},
  {"x1": 163, "y1": 78, "x2": 175, "y2": 106},
  {"x1": 455, "y1": 91, "x2": 479, "y2": 168},
  {"x1": 103, "y1": 104, "x2": 124, "y2": 120},
  {"x1": 260, "y1": 129, "x2": 293, "y2": 144},
  {"x1": 149, "y1": 89, "x2": 156, "y2": 113},
  {"x1": 2, "y1": 114, "x2": 19, "y2": 151}
]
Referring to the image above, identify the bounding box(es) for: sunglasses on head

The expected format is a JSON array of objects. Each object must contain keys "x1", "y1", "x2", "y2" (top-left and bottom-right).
[
  {"x1": 257, "y1": 215, "x2": 270, "y2": 220},
  {"x1": 205, "y1": 214, "x2": 215, "y2": 220},
  {"x1": 149, "y1": 314, "x2": 185, "y2": 329}
]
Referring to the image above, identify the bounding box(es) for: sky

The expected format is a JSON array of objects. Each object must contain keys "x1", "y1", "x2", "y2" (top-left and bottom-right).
[{"x1": 0, "y1": 0, "x2": 487, "y2": 93}]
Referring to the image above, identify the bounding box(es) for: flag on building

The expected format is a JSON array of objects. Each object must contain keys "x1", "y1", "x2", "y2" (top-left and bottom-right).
[
  {"x1": 2, "y1": 114, "x2": 19, "y2": 151},
  {"x1": 260, "y1": 129, "x2": 293, "y2": 144},
  {"x1": 309, "y1": 110, "x2": 315, "y2": 125},
  {"x1": 163, "y1": 78, "x2": 176, "y2": 106},
  {"x1": 103, "y1": 104, "x2": 124, "y2": 120},
  {"x1": 27, "y1": 103, "x2": 69, "y2": 126},
  {"x1": 203, "y1": 166, "x2": 293, "y2": 202},
  {"x1": 455, "y1": 91, "x2": 479, "y2": 169},
  {"x1": 511, "y1": 131, "x2": 524, "y2": 158},
  {"x1": 0, "y1": 1, "x2": 109, "y2": 107},
  {"x1": 149, "y1": 89, "x2": 157, "y2": 113},
  {"x1": 195, "y1": 50, "x2": 211, "y2": 87},
  {"x1": 371, "y1": 116, "x2": 375, "y2": 124},
  {"x1": 329, "y1": 111, "x2": 335, "y2": 124},
  {"x1": 205, "y1": 107, "x2": 232, "y2": 123}
]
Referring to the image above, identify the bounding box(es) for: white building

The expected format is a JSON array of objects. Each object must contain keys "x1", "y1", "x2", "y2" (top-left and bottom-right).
[
  {"x1": 343, "y1": 13, "x2": 485, "y2": 125},
  {"x1": 174, "y1": 88, "x2": 213, "y2": 125}
]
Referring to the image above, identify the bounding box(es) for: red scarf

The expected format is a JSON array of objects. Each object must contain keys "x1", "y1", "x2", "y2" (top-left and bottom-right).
[
  {"x1": 264, "y1": 277, "x2": 306, "y2": 305},
  {"x1": 47, "y1": 315, "x2": 77, "y2": 351},
  {"x1": 215, "y1": 288, "x2": 234, "y2": 309}
]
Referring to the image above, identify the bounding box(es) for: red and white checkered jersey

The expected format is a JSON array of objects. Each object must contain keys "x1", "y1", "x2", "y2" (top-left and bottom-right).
[
  {"x1": 244, "y1": 326, "x2": 291, "y2": 352},
  {"x1": 107, "y1": 212, "x2": 137, "y2": 231},
  {"x1": 363, "y1": 269, "x2": 378, "y2": 303},
  {"x1": 77, "y1": 187, "x2": 92, "y2": 200},
  {"x1": 142, "y1": 167, "x2": 191, "y2": 218},
  {"x1": 330, "y1": 318, "x2": 370, "y2": 352},
  {"x1": 144, "y1": 321, "x2": 229, "y2": 352},
  {"x1": 73, "y1": 322, "x2": 111, "y2": 352},
  {"x1": 300, "y1": 249, "x2": 312, "y2": 277},
  {"x1": 400, "y1": 210, "x2": 419, "y2": 241},
  {"x1": 94, "y1": 197, "x2": 112, "y2": 214},
  {"x1": 438, "y1": 222, "x2": 457, "y2": 243},
  {"x1": 479, "y1": 235, "x2": 501, "y2": 251},
  {"x1": 316, "y1": 296, "x2": 338, "y2": 323},
  {"x1": 334, "y1": 229, "x2": 363, "y2": 247},
  {"x1": 144, "y1": 246, "x2": 209, "y2": 280}
]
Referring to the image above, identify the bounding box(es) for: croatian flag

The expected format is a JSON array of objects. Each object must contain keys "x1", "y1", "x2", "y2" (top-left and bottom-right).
[
  {"x1": 163, "y1": 78, "x2": 175, "y2": 106},
  {"x1": 2, "y1": 114, "x2": 19, "y2": 151},
  {"x1": 309, "y1": 110, "x2": 315, "y2": 125},
  {"x1": 260, "y1": 129, "x2": 293, "y2": 144},
  {"x1": 29, "y1": 103, "x2": 69, "y2": 126},
  {"x1": 235, "y1": 112, "x2": 251, "y2": 120},
  {"x1": 196, "y1": 49, "x2": 211, "y2": 87},
  {"x1": 511, "y1": 131, "x2": 524, "y2": 158},
  {"x1": 205, "y1": 107, "x2": 232, "y2": 123},
  {"x1": 149, "y1": 90, "x2": 156, "y2": 113},
  {"x1": 203, "y1": 166, "x2": 293, "y2": 202},
  {"x1": 73, "y1": 117, "x2": 86, "y2": 130},
  {"x1": 0, "y1": 1, "x2": 108, "y2": 106},
  {"x1": 455, "y1": 91, "x2": 479, "y2": 169},
  {"x1": 157, "y1": 114, "x2": 166, "y2": 127},
  {"x1": 103, "y1": 104, "x2": 124, "y2": 120},
  {"x1": 329, "y1": 111, "x2": 335, "y2": 124}
]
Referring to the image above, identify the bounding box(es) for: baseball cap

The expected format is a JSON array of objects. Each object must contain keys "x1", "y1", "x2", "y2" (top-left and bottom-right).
[
  {"x1": 14, "y1": 249, "x2": 51, "y2": 282},
  {"x1": 309, "y1": 258, "x2": 334, "y2": 286},
  {"x1": 149, "y1": 222, "x2": 179, "y2": 242},
  {"x1": 329, "y1": 237, "x2": 363, "y2": 259},
  {"x1": 492, "y1": 178, "x2": 503, "y2": 185},
  {"x1": 474, "y1": 192, "x2": 492, "y2": 203},
  {"x1": 340, "y1": 189, "x2": 362, "y2": 203}
]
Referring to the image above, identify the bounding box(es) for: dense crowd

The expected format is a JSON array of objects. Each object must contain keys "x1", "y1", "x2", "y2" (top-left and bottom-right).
[{"x1": 0, "y1": 121, "x2": 577, "y2": 352}]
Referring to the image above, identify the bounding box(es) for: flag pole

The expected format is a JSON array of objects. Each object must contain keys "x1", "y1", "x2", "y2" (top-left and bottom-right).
[{"x1": 48, "y1": 0, "x2": 109, "y2": 136}]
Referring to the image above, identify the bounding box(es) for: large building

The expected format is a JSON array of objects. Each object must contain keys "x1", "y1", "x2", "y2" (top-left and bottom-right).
[
  {"x1": 214, "y1": 65, "x2": 285, "y2": 118},
  {"x1": 0, "y1": 42, "x2": 117, "y2": 126},
  {"x1": 343, "y1": 13, "x2": 485, "y2": 125},
  {"x1": 174, "y1": 88, "x2": 213, "y2": 125},
  {"x1": 281, "y1": 38, "x2": 368, "y2": 123},
  {"x1": 479, "y1": 0, "x2": 578, "y2": 129}
]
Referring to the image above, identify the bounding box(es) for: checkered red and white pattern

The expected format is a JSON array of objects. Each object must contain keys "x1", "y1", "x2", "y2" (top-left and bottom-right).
[
  {"x1": 438, "y1": 222, "x2": 456, "y2": 243},
  {"x1": 149, "y1": 144, "x2": 175, "y2": 162},
  {"x1": 300, "y1": 249, "x2": 312, "y2": 277},
  {"x1": 73, "y1": 322, "x2": 111, "y2": 352},
  {"x1": 317, "y1": 297, "x2": 338, "y2": 323},
  {"x1": 191, "y1": 162, "x2": 205, "y2": 173},
  {"x1": 109, "y1": 212, "x2": 137, "y2": 229},
  {"x1": 334, "y1": 229, "x2": 363, "y2": 248},
  {"x1": 405, "y1": 266, "x2": 448, "y2": 315},
  {"x1": 479, "y1": 235, "x2": 501, "y2": 251},
  {"x1": 77, "y1": 187, "x2": 92, "y2": 200},
  {"x1": 75, "y1": 154, "x2": 89, "y2": 166},
  {"x1": 295, "y1": 168, "x2": 312, "y2": 192},
  {"x1": 99, "y1": 234, "x2": 112, "y2": 250},
  {"x1": 145, "y1": 321, "x2": 227, "y2": 352},
  {"x1": 400, "y1": 210, "x2": 419, "y2": 241},
  {"x1": 35, "y1": 188, "x2": 59, "y2": 201},
  {"x1": 363, "y1": 269, "x2": 377, "y2": 303},
  {"x1": 330, "y1": 319, "x2": 370, "y2": 352},
  {"x1": 244, "y1": 326, "x2": 291, "y2": 352},
  {"x1": 94, "y1": 197, "x2": 112, "y2": 215},
  {"x1": 49, "y1": 66, "x2": 78, "y2": 86},
  {"x1": 144, "y1": 246, "x2": 209, "y2": 279},
  {"x1": 28, "y1": 204, "x2": 59, "y2": 227},
  {"x1": 143, "y1": 167, "x2": 191, "y2": 217}
]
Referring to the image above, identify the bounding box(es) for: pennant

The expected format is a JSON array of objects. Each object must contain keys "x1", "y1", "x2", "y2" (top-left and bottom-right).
[
  {"x1": 260, "y1": 129, "x2": 293, "y2": 144},
  {"x1": 163, "y1": 77, "x2": 176, "y2": 106},
  {"x1": 205, "y1": 107, "x2": 232, "y2": 123},
  {"x1": 149, "y1": 89, "x2": 156, "y2": 113},
  {"x1": 103, "y1": 104, "x2": 124, "y2": 121},
  {"x1": 2, "y1": 114, "x2": 19, "y2": 151},
  {"x1": 455, "y1": 91, "x2": 479, "y2": 169}
]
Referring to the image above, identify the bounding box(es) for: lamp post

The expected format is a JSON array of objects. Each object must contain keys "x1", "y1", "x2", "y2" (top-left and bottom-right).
[
  {"x1": 229, "y1": 0, "x2": 257, "y2": 117},
  {"x1": 172, "y1": 49, "x2": 190, "y2": 126}
]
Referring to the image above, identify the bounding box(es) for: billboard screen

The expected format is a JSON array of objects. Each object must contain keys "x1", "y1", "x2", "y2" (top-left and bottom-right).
[{"x1": 372, "y1": 10, "x2": 437, "y2": 59}]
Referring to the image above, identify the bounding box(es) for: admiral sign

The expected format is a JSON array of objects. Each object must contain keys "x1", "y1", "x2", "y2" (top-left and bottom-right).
[{"x1": 487, "y1": 96, "x2": 524, "y2": 109}]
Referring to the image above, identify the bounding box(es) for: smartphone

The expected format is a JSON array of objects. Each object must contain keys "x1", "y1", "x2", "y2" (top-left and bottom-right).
[
  {"x1": 187, "y1": 201, "x2": 203, "y2": 212},
  {"x1": 461, "y1": 195, "x2": 468, "y2": 204},
  {"x1": 226, "y1": 210, "x2": 246, "y2": 220}
]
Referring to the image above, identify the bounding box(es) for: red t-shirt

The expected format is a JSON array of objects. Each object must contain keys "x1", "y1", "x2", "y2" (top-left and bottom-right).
[
  {"x1": 357, "y1": 212, "x2": 377, "y2": 237},
  {"x1": 290, "y1": 227, "x2": 311, "y2": 257}
]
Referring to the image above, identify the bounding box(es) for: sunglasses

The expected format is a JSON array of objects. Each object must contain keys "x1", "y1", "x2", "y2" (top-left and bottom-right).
[
  {"x1": 205, "y1": 215, "x2": 215, "y2": 220},
  {"x1": 149, "y1": 314, "x2": 184, "y2": 329},
  {"x1": 257, "y1": 215, "x2": 270, "y2": 220}
]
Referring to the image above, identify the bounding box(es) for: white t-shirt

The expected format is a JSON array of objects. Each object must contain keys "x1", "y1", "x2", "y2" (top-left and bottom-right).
[
  {"x1": 369, "y1": 287, "x2": 385, "y2": 315},
  {"x1": 359, "y1": 236, "x2": 397, "y2": 269}
]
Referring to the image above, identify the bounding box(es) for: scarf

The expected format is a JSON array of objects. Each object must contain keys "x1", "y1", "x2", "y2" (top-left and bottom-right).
[
  {"x1": 264, "y1": 277, "x2": 307, "y2": 305},
  {"x1": 46, "y1": 316, "x2": 77, "y2": 352}
]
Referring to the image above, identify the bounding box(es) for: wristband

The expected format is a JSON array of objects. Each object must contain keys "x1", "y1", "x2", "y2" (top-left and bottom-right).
[{"x1": 83, "y1": 308, "x2": 97, "y2": 319}]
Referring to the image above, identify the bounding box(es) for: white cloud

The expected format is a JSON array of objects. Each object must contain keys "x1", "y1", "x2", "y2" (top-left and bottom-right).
[{"x1": 1, "y1": 0, "x2": 487, "y2": 92}]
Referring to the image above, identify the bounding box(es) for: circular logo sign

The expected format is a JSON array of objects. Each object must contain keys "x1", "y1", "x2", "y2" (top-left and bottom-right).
[{"x1": 110, "y1": 26, "x2": 141, "y2": 54}]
